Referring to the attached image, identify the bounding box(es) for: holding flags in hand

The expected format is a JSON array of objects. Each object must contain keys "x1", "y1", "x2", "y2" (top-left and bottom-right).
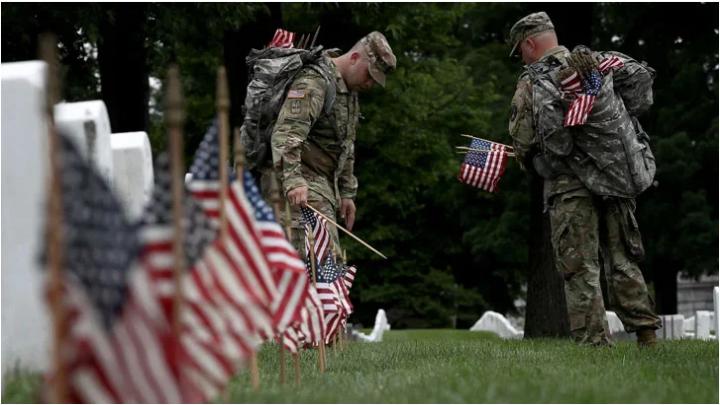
[{"x1": 457, "y1": 137, "x2": 511, "y2": 193}]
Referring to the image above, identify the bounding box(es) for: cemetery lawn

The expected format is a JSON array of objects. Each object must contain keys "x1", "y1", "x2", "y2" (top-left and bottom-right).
[{"x1": 2, "y1": 329, "x2": 718, "y2": 403}]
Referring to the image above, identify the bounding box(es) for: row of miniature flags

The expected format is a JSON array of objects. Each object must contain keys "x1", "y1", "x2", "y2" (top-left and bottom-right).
[{"x1": 43, "y1": 120, "x2": 358, "y2": 403}]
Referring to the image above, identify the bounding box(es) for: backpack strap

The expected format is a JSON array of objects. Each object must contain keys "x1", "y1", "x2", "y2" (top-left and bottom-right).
[{"x1": 304, "y1": 62, "x2": 337, "y2": 116}]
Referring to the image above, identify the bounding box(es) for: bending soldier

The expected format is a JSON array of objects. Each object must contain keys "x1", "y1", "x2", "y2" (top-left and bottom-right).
[{"x1": 269, "y1": 31, "x2": 396, "y2": 257}]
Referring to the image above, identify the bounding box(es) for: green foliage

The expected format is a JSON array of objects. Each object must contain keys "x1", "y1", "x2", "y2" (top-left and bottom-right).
[{"x1": 1, "y1": 3, "x2": 716, "y2": 323}]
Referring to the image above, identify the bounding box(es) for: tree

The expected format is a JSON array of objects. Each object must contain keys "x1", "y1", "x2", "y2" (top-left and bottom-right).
[{"x1": 97, "y1": 4, "x2": 149, "y2": 133}]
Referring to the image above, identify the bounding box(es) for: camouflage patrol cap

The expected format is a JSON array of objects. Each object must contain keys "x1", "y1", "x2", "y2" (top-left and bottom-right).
[
  {"x1": 508, "y1": 11, "x2": 555, "y2": 57},
  {"x1": 361, "y1": 31, "x2": 396, "y2": 87}
]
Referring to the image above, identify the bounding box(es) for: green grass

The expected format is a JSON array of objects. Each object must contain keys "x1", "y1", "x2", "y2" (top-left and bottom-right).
[{"x1": 3, "y1": 330, "x2": 718, "y2": 403}]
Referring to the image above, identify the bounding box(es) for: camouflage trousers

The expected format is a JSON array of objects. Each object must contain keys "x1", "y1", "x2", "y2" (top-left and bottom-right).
[
  {"x1": 260, "y1": 170, "x2": 341, "y2": 263},
  {"x1": 548, "y1": 192, "x2": 661, "y2": 345}
]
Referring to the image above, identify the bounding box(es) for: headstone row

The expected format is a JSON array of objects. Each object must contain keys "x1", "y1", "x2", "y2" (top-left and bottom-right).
[{"x1": 1, "y1": 60, "x2": 154, "y2": 375}]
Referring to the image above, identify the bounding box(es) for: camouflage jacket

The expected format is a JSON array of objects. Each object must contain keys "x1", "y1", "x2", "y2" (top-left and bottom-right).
[
  {"x1": 271, "y1": 55, "x2": 359, "y2": 207},
  {"x1": 509, "y1": 46, "x2": 587, "y2": 200}
]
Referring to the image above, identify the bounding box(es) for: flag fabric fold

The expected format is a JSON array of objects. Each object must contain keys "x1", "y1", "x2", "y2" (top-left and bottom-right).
[
  {"x1": 561, "y1": 55, "x2": 624, "y2": 127},
  {"x1": 457, "y1": 138, "x2": 509, "y2": 193},
  {"x1": 42, "y1": 134, "x2": 183, "y2": 403},
  {"x1": 269, "y1": 28, "x2": 296, "y2": 48}
]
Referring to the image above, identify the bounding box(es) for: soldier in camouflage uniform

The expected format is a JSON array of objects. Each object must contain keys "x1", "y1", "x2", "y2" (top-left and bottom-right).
[
  {"x1": 269, "y1": 31, "x2": 396, "y2": 258},
  {"x1": 507, "y1": 12, "x2": 661, "y2": 346}
]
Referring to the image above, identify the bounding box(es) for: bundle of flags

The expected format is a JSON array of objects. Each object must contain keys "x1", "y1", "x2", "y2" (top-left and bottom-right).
[
  {"x1": 268, "y1": 28, "x2": 295, "y2": 49},
  {"x1": 299, "y1": 206, "x2": 358, "y2": 344},
  {"x1": 560, "y1": 55, "x2": 624, "y2": 127},
  {"x1": 457, "y1": 138, "x2": 510, "y2": 193},
  {"x1": 43, "y1": 119, "x2": 359, "y2": 403}
]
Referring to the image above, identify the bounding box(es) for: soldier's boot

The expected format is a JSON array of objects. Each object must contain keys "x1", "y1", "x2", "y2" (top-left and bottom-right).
[{"x1": 636, "y1": 328, "x2": 657, "y2": 347}]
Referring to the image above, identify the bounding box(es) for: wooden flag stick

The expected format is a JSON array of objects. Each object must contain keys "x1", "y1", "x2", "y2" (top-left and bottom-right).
[
  {"x1": 166, "y1": 65, "x2": 186, "y2": 346},
  {"x1": 306, "y1": 231, "x2": 326, "y2": 372},
  {"x1": 165, "y1": 66, "x2": 188, "y2": 396},
  {"x1": 279, "y1": 339, "x2": 286, "y2": 385},
  {"x1": 305, "y1": 204, "x2": 387, "y2": 260},
  {"x1": 40, "y1": 33, "x2": 68, "y2": 404},
  {"x1": 283, "y1": 200, "x2": 303, "y2": 385},
  {"x1": 268, "y1": 176, "x2": 288, "y2": 386},
  {"x1": 297, "y1": 34, "x2": 307, "y2": 49},
  {"x1": 233, "y1": 118, "x2": 261, "y2": 392},
  {"x1": 293, "y1": 352, "x2": 301, "y2": 385},
  {"x1": 456, "y1": 146, "x2": 516, "y2": 157},
  {"x1": 309, "y1": 25, "x2": 321, "y2": 48},
  {"x1": 216, "y1": 67, "x2": 230, "y2": 241},
  {"x1": 460, "y1": 134, "x2": 515, "y2": 150}
]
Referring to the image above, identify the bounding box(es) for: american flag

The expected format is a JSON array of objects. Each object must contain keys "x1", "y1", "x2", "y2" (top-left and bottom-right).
[
  {"x1": 281, "y1": 288, "x2": 326, "y2": 352},
  {"x1": 343, "y1": 265, "x2": 358, "y2": 290},
  {"x1": 562, "y1": 55, "x2": 624, "y2": 127},
  {"x1": 315, "y1": 255, "x2": 353, "y2": 343},
  {"x1": 457, "y1": 138, "x2": 509, "y2": 193},
  {"x1": 140, "y1": 153, "x2": 269, "y2": 401},
  {"x1": 188, "y1": 120, "x2": 279, "y2": 337},
  {"x1": 42, "y1": 134, "x2": 184, "y2": 403},
  {"x1": 269, "y1": 28, "x2": 295, "y2": 48},
  {"x1": 300, "y1": 206, "x2": 331, "y2": 268},
  {"x1": 242, "y1": 170, "x2": 309, "y2": 334}
]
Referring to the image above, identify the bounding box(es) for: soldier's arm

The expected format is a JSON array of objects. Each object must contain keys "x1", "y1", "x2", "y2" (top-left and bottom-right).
[
  {"x1": 338, "y1": 142, "x2": 358, "y2": 199},
  {"x1": 338, "y1": 97, "x2": 358, "y2": 199},
  {"x1": 271, "y1": 71, "x2": 327, "y2": 195},
  {"x1": 508, "y1": 76, "x2": 536, "y2": 171}
]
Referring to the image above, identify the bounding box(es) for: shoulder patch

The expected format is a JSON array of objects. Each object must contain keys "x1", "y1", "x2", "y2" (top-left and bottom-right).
[{"x1": 287, "y1": 89, "x2": 306, "y2": 99}]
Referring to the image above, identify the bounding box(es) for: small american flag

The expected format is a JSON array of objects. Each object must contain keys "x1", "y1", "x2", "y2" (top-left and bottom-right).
[
  {"x1": 315, "y1": 256, "x2": 353, "y2": 343},
  {"x1": 282, "y1": 288, "x2": 326, "y2": 352},
  {"x1": 300, "y1": 206, "x2": 331, "y2": 268},
  {"x1": 269, "y1": 28, "x2": 296, "y2": 48},
  {"x1": 343, "y1": 265, "x2": 358, "y2": 290},
  {"x1": 562, "y1": 55, "x2": 624, "y2": 127},
  {"x1": 188, "y1": 120, "x2": 279, "y2": 323},
  {"x1": 457, "y1": 138, "x2": 509, "y2": 193},
  {"x1": 43, "y1": 134, "x2": 184, "y2": 403},
  {"x1": 141, "y1": 153, "x2": 267, "y2": 402},
  {"x1": 242, "y1": 170, "x2": 309, "y2": 334}
]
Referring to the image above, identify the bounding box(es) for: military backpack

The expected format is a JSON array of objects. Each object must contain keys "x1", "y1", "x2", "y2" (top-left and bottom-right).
[
  {"x1": 526, "y1": 46, "x2": 657, "y2": 198},
  {"x1": 239, "y1": 46, "x2": 337, "y2": 172}
]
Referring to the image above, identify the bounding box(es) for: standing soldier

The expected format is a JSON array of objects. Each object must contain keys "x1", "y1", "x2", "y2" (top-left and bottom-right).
[
  {"x1": 507, "y1": 12, "x2": 662, "y2": 346},
  {"x1": 270, "y1": 31, "x2": 396, "y2": 256}
]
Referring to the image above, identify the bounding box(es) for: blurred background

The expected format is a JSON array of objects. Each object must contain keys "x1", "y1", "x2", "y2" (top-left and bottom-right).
[{"x1": 2, "y1": 2, "x2": 717, "y2": 330}]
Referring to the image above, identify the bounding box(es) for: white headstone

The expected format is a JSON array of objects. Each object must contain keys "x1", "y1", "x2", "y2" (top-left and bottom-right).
[
  {"x1": 469, "y1": 310, "x2": 523, "y2": 339},
  {"x1": 110, "y1": 132, "x2": 154, "y2": 220},
  {"x1": 656, "y1": 314, "x2": 685, "y2": 340},
  {"x1": 1, "y1": 60, "x2": 52, "y2": 374},
  {"x1": 694, "y1": 310, "x2": 713, "y2": 340},
  {"x1": 605, "y1": 311, "x2": 624, "y2": 335},
  {"x1": 714, "y1": 286, "x2": 719, "y2": 339},
  {"x1": 353, "y1": 309, "x2": 391, "y2": 343},
  {"x1": 54, "y1": 100, "x2": 113, "y2": 186}
]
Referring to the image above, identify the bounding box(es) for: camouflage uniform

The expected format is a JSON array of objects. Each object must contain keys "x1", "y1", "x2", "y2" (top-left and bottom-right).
[
  {"x1": 269, "y1": 32, "x2": 396, "y2": 259},
  {"x1": 508, "y1": 12, "x2": 661, "y2": 345}
]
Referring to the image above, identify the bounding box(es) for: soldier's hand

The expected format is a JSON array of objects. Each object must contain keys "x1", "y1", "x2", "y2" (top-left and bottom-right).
[
  {"x1": 287, "y1": 186, "x2": 308, "y2": 207},
  {"x1": 340, "y1": 198, "x2": 356, "y2": 231}
]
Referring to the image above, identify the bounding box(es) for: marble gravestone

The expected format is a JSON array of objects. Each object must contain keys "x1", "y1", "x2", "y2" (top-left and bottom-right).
[
  {"x1": 110, "y1": 132, "x2": 154, "y2": 220},
  {"x1": 54, "y1": 100, "x2": 114, "y2": 186},
  {"x1": 1, "y1": 61, "x2": 52, "y2": 374},
  {"x1": 469, "y1": 311, "x2": 523, "y2": 339}
]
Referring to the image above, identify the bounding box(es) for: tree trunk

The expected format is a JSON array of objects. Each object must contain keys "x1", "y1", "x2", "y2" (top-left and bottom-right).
[
  {"x1": 97, "y1": 4, "x2": 149, "y2": 133},
  {"x1": 653, "y1": 263, "x2": 678, "y2": 314},
  {"x1": 524, "y1": 174, "x2": 570, "y2": 338}
]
